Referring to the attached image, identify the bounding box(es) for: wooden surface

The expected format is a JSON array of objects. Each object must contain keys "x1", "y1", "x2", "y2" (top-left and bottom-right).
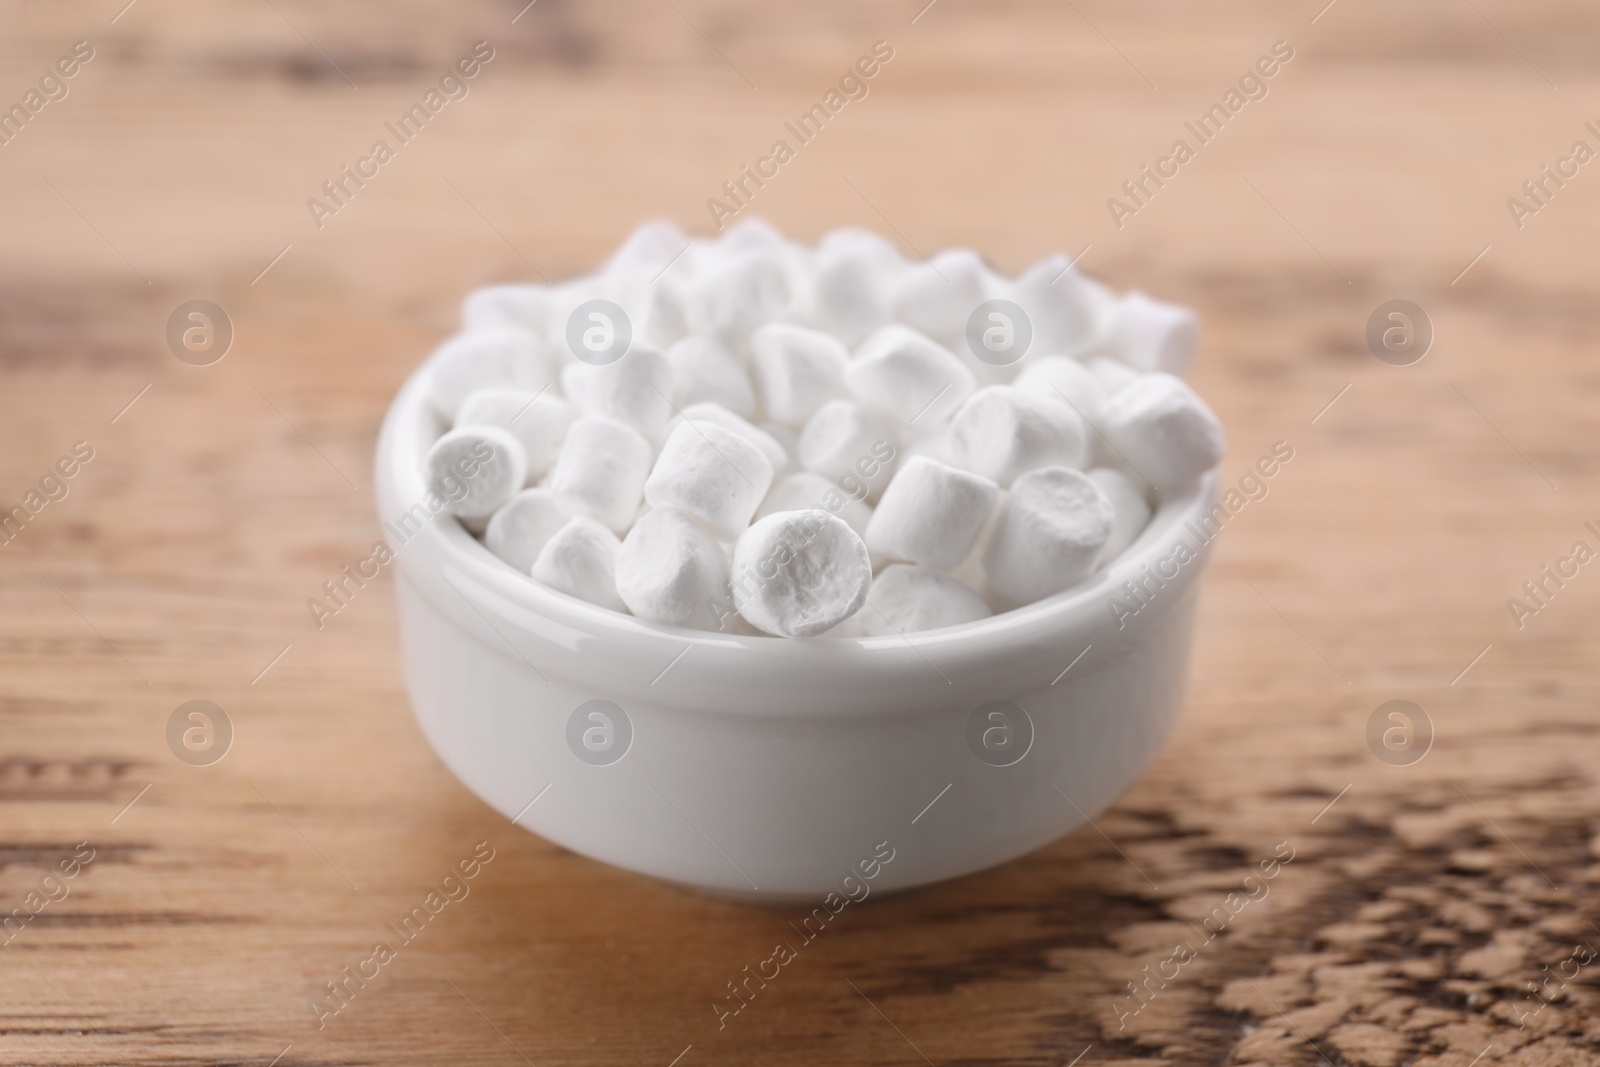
[{"x1": 4, "y1": 1, "x2": 1600, "y2": 1064}]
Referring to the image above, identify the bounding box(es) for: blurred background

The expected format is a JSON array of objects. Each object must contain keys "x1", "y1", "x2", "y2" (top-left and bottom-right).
[{"x1": 3, "y1": 0, "x2": 1599, "y2": 1064}]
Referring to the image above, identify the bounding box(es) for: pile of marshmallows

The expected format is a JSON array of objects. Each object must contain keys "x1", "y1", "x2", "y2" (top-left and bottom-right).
[{"x1": 420, "y1": 219, "x2": 1223, "y2": 639}]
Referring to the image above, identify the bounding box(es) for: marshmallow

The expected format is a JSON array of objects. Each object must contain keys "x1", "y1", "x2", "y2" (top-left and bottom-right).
[
  {"x1": 1011, "y1": 257, "x2": 1103, "y2": 358},
  {"x1": 731, "y1": 511, "x2": 872, "y2": 637},
  {"x1": 462, "y1": 285, "x2": 560, "y2": 339},
  {"x1": 606, "y1": 219, "x2": 691, "y2": 277},
  {"x1": 983, "y1": 466, "x2": 1113, "y2": 604},
  {"x1": 547, "y1": 416, "x2": 653, "y2": 532},
  {"x1": 455, "y1": 387, "x2": 571, "y2": 480},
  {"x1": 1087, "y1": 467, "x2": 1151, "y2": 564},
  {"x1": 638, "y1": 278, "x2": 691, "y2": 349},
  {"x1": 644, "y1": 421, "x2": 775, "y2": 541},
  {"x1": 818, "y1": 227, "x2": 905, "y2": 279},
  {"x1": 811, "y1": 246, "x2": 892, "y2": 345},
  {"x1": 1088, "y1": 357, "x2": 1139, "y2": 397},
  {"x1": 484, "y1": 488, "x2": 570, "y2": 573},
  {"x1": 689, "y1": 253, "x2": 793, "y2": 342},
  {"x1": 1013, "y1": 357, "x2": 1103, "y2": 423},
  {"x1": 894, "y1": 250, "x2": 990, "y2": 341},
  {"x1": 848, "y1": 326, "x2": 976, "y2": 427},
  {"x1": 947, "y1": 385, "x2": 1089, "y2": 486},
  {"x1": 615, "y1": 506, "x2": 731, "y2": 631},
  {"x1": 837, "y1": 564, "x2": 989, "y2": 637},
  {"x1": 426, "y1": 425, "x2": 528, "y2": 529},
  {"x1": 1109, "y1": 292, "x2": 1199, "y2": 377},
  {"x1": 756, "y1": 471, "x2": 872, "y2": 538},
  {"x1": 530, "y1": 516, "x2": 626, "y2": 611},
  {"x1": 1098, "y1": 373, "x2": 1224, "y2": 489},
  {"x1": 666, "y1": 336, "x2": 756, "y2": 419},
  {"x1": 666, "y1": 402, "x2": 788, "y2": 473},
  {"x1": 571, "y1": 344, "x2": 675, "y2": 437},
  {"x1": 428, "y1": 331, "x2": 547, "y2": 421},
  {"x1": 757, "y1": 421, "x2": 798, "y2": 473},
  {"x1": 749, "y1": 324, "x2": 849, "y2": 425},
  {"x1": 866, "y1": 456, "x2": 998, "y2": 570},
  {"x1": 798, "y1": 400, "x2": 899, "y2": 495},
  {"x1": 719, "y1": 217, "x2": 789, "y2": 257}
]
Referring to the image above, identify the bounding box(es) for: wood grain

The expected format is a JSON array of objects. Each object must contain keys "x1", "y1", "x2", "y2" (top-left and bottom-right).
[{"x1": 2, "y1": 1, "x2": 1599, "y2": 1064}]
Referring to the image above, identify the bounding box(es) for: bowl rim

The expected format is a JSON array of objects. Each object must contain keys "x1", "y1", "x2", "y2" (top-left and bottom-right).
[{"x1": 376, "y1": 348, "x2": 1222, "y2": 703}]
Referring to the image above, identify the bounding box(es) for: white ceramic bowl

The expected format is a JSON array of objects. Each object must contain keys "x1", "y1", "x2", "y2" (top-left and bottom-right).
[{"x1": 376, "y1": 358, "x2": 1219, "y2": 902}]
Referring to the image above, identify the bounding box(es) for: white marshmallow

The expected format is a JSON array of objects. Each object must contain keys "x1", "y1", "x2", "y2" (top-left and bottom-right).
[
  {"x1": 1088, "y1": 357, "x2": 1139, "y2": 397},
  {"x1": 455, "y1": 387, "x2": 571, "y2": 480},
  {"x1": 818, "y1": 228, "x2": 905, "y2": 279},
  {"x1": 837, "y1": 564, "x2": 989, "y2": 637},
  {"x1": 983, "y1": 466, "x2": 1113, "y2": 604},
  {"x1": 947, "y1": 385, "x2": 1089, "y2": 486},
  {"x1": 731, "y1": 511, "x2": 872, "y2": 637},
  {"x1": 644, "y1": 421, "x2": 775, "y2": 541},
  {"x1": 756, "y1": 471, "x2": 872, "y2": 538},
  {"x1": 756, "y1": 421, "x2": 799, "y2": 474},
  {"x1": 665, "y1": 402, "x2": 788, "y2": 473},
  {"x1": 530, "y1": 516, "x2": 626, "y2": 612},
  {"x1": 811, "y1": 246, "x2": 892, "y2": 345},
  {"x1": 894, "y1": 250, "x2": 990, "y2": 341},
  {"x1": 865, "y1": 456, "x2": 998, "y2": 570},
  {"x1": 749, "y1": 324, "x2": 849, "y2": 425},
  {"x1": 1109, "y1": 292, "x2": 1199, "y2": 377},
  {"x1": 426, "y1": 425, "x2": 528, "y2": 528},
  {"x1": 615, "y1": 507, "x2": 731, "y2": 631},
  {"x1": 798, "y1": 400, "x2": 899, "y2": 495},
  {"x1": 689, "y1": 253, "x2": 793, "y2": 342},
  {"x1": 571, "y1": 344, "x2": 675, "y2": 437},
  {"x1": 428, "y1": 331, "x2": 547, "y2": 421},
  {"x1": 462, "y1": 286, "x2": 560, "y2": 339},
  {"x1": 484, "y1": 488, "x2": 570, "y2": 573},
  {"x1": 848, "y1": 326, "x2": 976, "y2": 428},
  {"x1": 638, "y1": 278, "x2": 690, "y2": 349},
  {"x1": 606, "y1": 219, "x2": 691, "y2": 277},
  {"x1": 1013, "y1": 357, "x2": 1103, "y2": 423},
  {"x1": 547, "y1": 416, "x2": 653, "y2": 533},
  {"x1": 719, "y1": 218, "x2": 789, "y2": 257},
  {"x1": 666, "y1": 336, "x2": 756, "y2": 419},
  {"x1": 1098, "y1": 373, "x2": 1224, "y2": 489},
  {"x1": 1011, "y1": 257, "x2": 1103, "y2": 358},
  {"x1": 1087, "y1": 467, "x2": 1151, "y2": 564}
]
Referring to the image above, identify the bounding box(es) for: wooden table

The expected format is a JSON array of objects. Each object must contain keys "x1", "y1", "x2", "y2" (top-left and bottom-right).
[{"x1": 3, "y1": 1, "x2": 1597, "y2": 1063}]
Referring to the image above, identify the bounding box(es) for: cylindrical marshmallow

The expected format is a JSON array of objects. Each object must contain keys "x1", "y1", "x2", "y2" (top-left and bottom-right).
[
  {"x1": 865, "y1": 456, "x2": 998, "y2": 571},
  {"x1": 615, "y1": 507, "x2": 731, "y2": 631},
  {"x1": 484, "y1": 488, "x2": 570, "y2": 573},
  {"x1": 1011, "y1": 256, "x2": 1104, "y2": 359},
  {"x1": 530, "y1": 516, "x2": 626, "y2": 611},
  {"x1": 1087, "y1": 467, "x2": 1151, "y2": 565},
  {"x1": 666, "y1": 336, "x2": 756, "y2": 419},
  {"x1": 798, "y1": 399, "x2": 900, "y2": 494},
  {"x1": 644, "y1": 421, "x2": 775, "y2": 541},
  {"x1": 947, "y1": 385, "x2": 1089, "y2": 486},
  {"x1": 894, "y1": 250, "x2": 990, "y2": 341},
  {"x1": 836, "y1": 564, "x2": 989, "y2": 637},
  {"x1": 663, "y1": 403, "x2": 788, "y2": 473},
  {"x1": 1109, "y1": 292, "x2": 1199, "y2": 377},
  {"x1": 749, "y1": 324, "x2": 850, "y2": 425},
  {"x1": 427, "y1": 331, "x2": 547, "y2": 421},
  {"x1": 575, "y1": 344, "x2": 675, "y2": 438},
  {"x1": 547, "y1": 416, "x2": 653, "y2": 533},
  {"x1": 461, "y1": 285, "x2": 560, "y2": 338},
  {"x1": 756, "y1": 471, "x2": 873, "y2": 539},
  {"x1": 1013, "y1": 357, "x2": 1103, "y2": 424},
  {"x1": 848, "y1": 325, "x2": 976, "y2": 428},
  {"x1": 425, "y1": 425, "x2": 528, "y2": 528},
  {"x1": 1097, "y1": 373, "x2": 1224, "y2": 490},
  {"x1": 983, "y1": 466, "x2": 1113, "y2": 605},
  {"x1": 731, "y1": 511, "x2": 872, "y2": 637},
  {"x1": 689, "y1": 252, "x2": 793, "y2": 342},
  {"x1": 810, "y1": 245, "x2": 892, "y2": 346},
  {"x1": 455, "y1": 387, "x2": 571, "y2": 481}
]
